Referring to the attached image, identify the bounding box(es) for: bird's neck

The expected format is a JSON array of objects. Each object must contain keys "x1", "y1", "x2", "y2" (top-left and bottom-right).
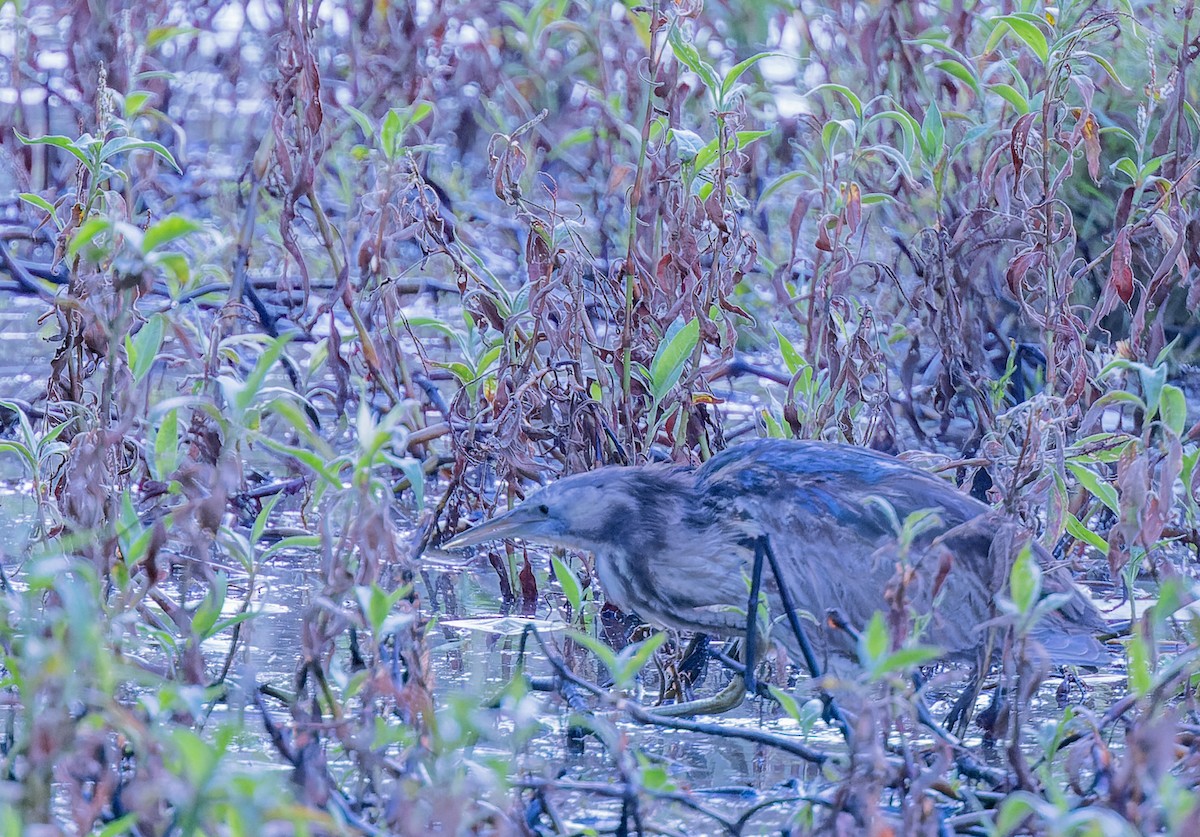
[
  {"x1": 587, "y1": 468, "x2": 747, "y2": 631},
  {"x1": 600, "y1": 469, "x2": 699, "y2": 556},
  {"x1": 585, "y1": 467, "x2": 749, "y2": 577}
]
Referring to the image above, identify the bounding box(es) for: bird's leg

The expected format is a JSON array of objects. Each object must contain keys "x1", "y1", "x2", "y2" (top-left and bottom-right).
[
  {"x1": 759, "y1": 535, "x2": 853, "y2": 742},
  {"x1": 943, "y1": 669, "x2": 981, "y2": 736},
  {"x1": 742, "y1": 536, "x2": 766, "y2": 698},
  {"x1": 976, "y1": 684, "x2": 1010, "y2": 746},
  {"x1": 759, "y1": 535, "x2": 824, "y2": 680},
  {"x1": 946, "y1": 640, "x2": 997, "y2": 738},
  {"x1": 648, "y1": 641, "x2": 748, "y2": 716}
]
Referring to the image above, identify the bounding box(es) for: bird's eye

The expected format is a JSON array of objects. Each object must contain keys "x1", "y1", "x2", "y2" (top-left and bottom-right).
[{"x1": 537, "y1": 503, "x2": 549, "y2": 516}]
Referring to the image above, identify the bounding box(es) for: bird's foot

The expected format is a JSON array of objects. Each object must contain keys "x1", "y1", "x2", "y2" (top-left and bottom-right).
[{"x1": 647, "y1": 672, "x2": 747, "y2": 717}]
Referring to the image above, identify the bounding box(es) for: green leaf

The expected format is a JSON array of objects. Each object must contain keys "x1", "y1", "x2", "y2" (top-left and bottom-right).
[
  {"x1": 250, "y1": 492, "x2": 284, "y2": 545},
  {"x1": 1082, "y1": 388, "x2": 1148, "y2": 422},
  {"x1": 1079, "y1": 50, "x2": 1128, "y2": 89},
  {"x1": 258, "y1": 438, "x2": 342, "y2": 491},
  {"x1": 820, "y1": 119, "x2": 856, "y2": 155},
  {"x1": 859, "y1": 611, "x2": 888, "y2": 665},
  {"x1": 1112, "y1": 156, "x2": 1140, "y2": 183},
  {"x1": 878, "y1": 645, "x2": 942, "y2": 674},
  {"x1": 19, "y1": 192, "x2": 56, "y2": 216},
  {"x1": 499, "y1": 1, "x2": 528, "y2": 29},
  {"x1": 1126, "y1": 630, "x2": 1151, "y2": 696},
  {"x1": 994, "y1": 15, "x2": 1049, "y2": 63},
  {"x1": 1065, "y1": 462, "x2": 1120, "y2": 513},
  {"x1": 1138, "y1": 363, "x2": 1168, "y2": 419},
  {"x1": 260, "y1": 533, "x2": 323, "y2": 562},
  {"x1": 343, "y1": 103, "x2": 375, "y2": 141},
  {"x1": 648, "y1": 318, "x2": 700, "y2": 402},
  {"x1": 400, "y1": 314, "x2": 459, "y2": 339},
  {"x1": 1065, "y1": 512, "x2": 1109, "y2": 554},
  {"x1": 767, "y1": 685, "x2": 803, "y2": 723},
  {"x1": 1159, "y1": 384, "x2": 1187, "y2": 436},
  {"x1": 719, "y1": 51, "x2": 774, "y2": 104},
  {"x1": 409, "y1": 101, "x2": 435, "y2": 126},
  {"x1": 170, "y1": 728, "x2": 215, "y2": 781},
  {"x1": 932, "y1": 58, "x2": 980, "y2": 96},
  {"x1": 995, "y1": 792, "x2": 1041, "y2": 836},
  {"x1": 210, "y1": 612, "x2": 256, "y2": 635},
  {"x1": 14, "y1": 130, "x2": 92, "y2": 166},
  {"x1": 775, "y1": 328, "x2": 805, "y2": 376},
  {"x1": 1067, "y1": 434, "x2": 1132, "y2": 464},
  {"x1": 378, "y1": 103, "x2": 433, "y2": 161},
  {"x1": 616, "y1": 632, "x2": 667, "y2": 688},
  {"x1": 231, "y1": 335, "x2": 294, "y2": 416},
  {"x1": 0, "y1": 400, "x2": 38, "y2": 468},
  {"x1": 567, "y1": 629, "x2": 619, "y2": 680},
  {"x1": 476, "y1": 344, "x2": 503, "y2": 376},
  {"x1": 1009, "y1": 544, "x2": 1041, "y2": 616},
  {"x1": 668, "y1": 26, "x2": 720, "y2": 96},
  {"x1": 398, "y1": 457, "x2": 425, "y2": 512},
  {"x1": 0, "y1": 440, "x2": 34, "y2": 470},
  {"x1": 550, "y1": 554, "x2": 583, "y2": 614},
  {"x1": 867, "y1": 109, "x2": 921, "y2": 158},
  {"x1": 805, "y1": 83, "x2": 863, "y2": 119},
  {"x1": 115, "y1": 492, "x2": 145, "y2": 562},
  {"x1": 919, "y1": 101, "x2": 944, "y2": 161},
  {"x1": 266, "y1": 396, "x2": 331, "y2": 453},
  {"x1": 864, "y1": 143, "x2": 915, "y2": 181},
  {"x1": 192, "y1": 573, "x2": 228, "y2": 639},
  {"x1": 670, "y1": 128, "x2": 706, "y2": 162},
  {"x1": 381, "y1": 109, "x2": 403, "y2": 159},
  {"x1": 357, "y1": 584, "x2": 392, "y2": 634},
  {"x1": 761, "y1": 408, "x2": 786, "y2": 438},
  {"x1": 757, "y1": 170, "x2": 808, "y2": 205},
  {"x1": 692, "y1": 129, "x2": 773, "y2": 173},
  {"x1": 98, "y1": 136, "x2": 181, "y2": 172},
  {"x1": 67, "y1": 216, "x2": 112, "y2": 260},
  {"x1": 859, "y1": 192, "x2": 895, "y2": 206},
  {"x1": 1182, "y1": 449, "x2": 1200, "y2": 514},
  {"x1": 142, "y1": 215, "x2": 200, "y2": 253},
  {"x1": 436, "y1": 360, "x2": 476, "y2": 386},
  {"x1": 988, "y1": 83, "x2": 1031, "y2": 115},
  {"x1": 1150, "y1": 578, "x2": 1186, "y2": 628},
  {"x1": 146, "y1": 25, "x2": 198, "y2": 49},
  {"x1": 155, "y1": 252, "x2": 190, "y2": 290},
  {"x1": 126, "y1": 314, "x2": 166, "y2": 383},
  {"x1": 733, "y1": 128, "x2": 774, "y2": 146},
  {"x1": 637, "y1": 758, "x2": 675, "y2": 792}
]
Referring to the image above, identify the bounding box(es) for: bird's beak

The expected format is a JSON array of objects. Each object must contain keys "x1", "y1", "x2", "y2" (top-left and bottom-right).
[{"x1": 443, "y1": 505, "x2": 541, "y2": 549}]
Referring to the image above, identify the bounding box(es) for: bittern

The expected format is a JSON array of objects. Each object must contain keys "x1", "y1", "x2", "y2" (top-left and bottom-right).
[{"x1": 447, "y1": 439, "x2": 1109, "y2": 683}]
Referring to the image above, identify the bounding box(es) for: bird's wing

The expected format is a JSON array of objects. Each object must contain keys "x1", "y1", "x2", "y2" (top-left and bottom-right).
[
  {"x1": 696, "y1": 440, "x2": 1107, "y2": 665},
  {"x1": 694, "y1": 441, "x2": 995, "y2": 661}
]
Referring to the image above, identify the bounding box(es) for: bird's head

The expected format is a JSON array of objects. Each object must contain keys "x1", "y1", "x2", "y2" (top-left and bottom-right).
[{"x1": 444, "y1": 467, "x2": 687, "y2": 554}]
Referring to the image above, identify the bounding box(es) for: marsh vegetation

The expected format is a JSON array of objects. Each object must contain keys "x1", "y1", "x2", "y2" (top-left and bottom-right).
[{"x1": 1, "y1": 0, "x2": 1200, "y2": 833}]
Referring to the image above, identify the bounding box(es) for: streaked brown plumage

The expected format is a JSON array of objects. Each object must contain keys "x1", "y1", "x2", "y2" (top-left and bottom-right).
[{"x1": 448, "y1": 439, "x2": 1109, "y2": 671}]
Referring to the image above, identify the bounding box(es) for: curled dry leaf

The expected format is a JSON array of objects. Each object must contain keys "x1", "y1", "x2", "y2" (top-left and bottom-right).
[
  {"x1": 815, "y1": 216, "x2": 834, "y2": 252},
  {"x1": 1005, "y1": 248, "x2": 1044, "y2": 299},
  {"x1": 1010, "y1": 112, "x2": 1037, "y2": 191},
  {"x1": 1110, "y1": 225, "x2": 1134, "y2": 303},
  {"x1": 843, "y1": 181, "x2": 862, "y2": 232},
  {"x1": 1082, "y1": 113, "x2": 1101, "y2": 183}
]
